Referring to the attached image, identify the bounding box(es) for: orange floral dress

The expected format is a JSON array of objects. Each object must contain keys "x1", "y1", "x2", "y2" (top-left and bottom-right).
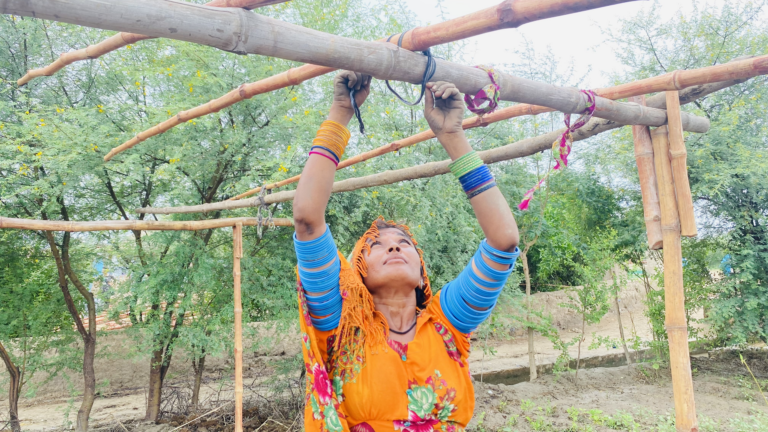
[{"x1": 297, "y1": 256, "x2": 474, "y2": 432}]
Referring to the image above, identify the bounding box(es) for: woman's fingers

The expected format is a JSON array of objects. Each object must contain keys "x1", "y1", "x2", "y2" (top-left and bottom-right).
[{"x1": 346, "y1": 71, "x2": 358, "y2": 89}]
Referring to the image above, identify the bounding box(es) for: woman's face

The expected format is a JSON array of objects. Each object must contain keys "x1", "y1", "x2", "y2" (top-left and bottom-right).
[{"x1": 362, "y1": 227, "x2": 422, "y2": 294}]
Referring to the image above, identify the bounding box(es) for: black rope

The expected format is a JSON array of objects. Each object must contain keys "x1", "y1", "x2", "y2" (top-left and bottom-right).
[
  {"x1": 349, "y1": 87, "x2": 365, "y2": 135},
  {"x1": 386, "y1": 30, "x2": 437, "y2": 106}
]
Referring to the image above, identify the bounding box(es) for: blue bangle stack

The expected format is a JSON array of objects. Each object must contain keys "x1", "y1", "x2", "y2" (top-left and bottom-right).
[
  {"x1": 440, "y1": 240, "x2": 520, "y2": 334},
  {"x1": 293, "y1": 226, "x2": 343, "y2": 331}
]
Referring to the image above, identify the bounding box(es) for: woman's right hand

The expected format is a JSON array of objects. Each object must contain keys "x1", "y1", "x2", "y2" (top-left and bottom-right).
[{"x1": 332, "y1": 71, "x2": 372, "y2": 114}]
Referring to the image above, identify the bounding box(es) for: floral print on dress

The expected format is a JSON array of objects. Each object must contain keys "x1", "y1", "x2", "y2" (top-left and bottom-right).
[
  {"x1": 393, "y1": 371, "x2": 462, "y2": 432},
  {"x1": 350, "y1": 422, "x2": 374, "y2": 432},
  {"x1": 299, "y1": 286, "x2": 347, "y2": 432},
  {"x1": 387, "y1": 339, "x2": 408, "y2": 361},
  {"x1": 433, "y1": 322, "x2": 464, "y2": 367}
]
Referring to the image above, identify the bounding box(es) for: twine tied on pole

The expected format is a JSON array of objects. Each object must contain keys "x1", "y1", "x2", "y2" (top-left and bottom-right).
[
  {"x1": 518, "y1": 90, "x2": 597, "y2": 211},
  {"x1": 464, "y1": 65, "x2": 501, "y2": 114},
  {"x1": 255, "y1": 182, "x2": 275, "y2": 238}
]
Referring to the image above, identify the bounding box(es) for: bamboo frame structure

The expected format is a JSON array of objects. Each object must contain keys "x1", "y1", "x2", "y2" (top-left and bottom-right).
[
  {"x1": 140, "y1": 76, "x2": 744, "y2": 214},
  {"x1": 96, "y1": 0, "x2": 642, "y2": 160},
  {"x1": 138, "y1": 77, "x2": 745, "y2": 215},
  {"x1": 15, "y1": 0, "x2": 290, "y2": 86},
  {"x1": 233, "y1": 222, "x2": 244, "y2": 432},
  {"x1": 1, "y1": 1, "x2": 709, "y2": 161},
  {"x1": 650, "y1": 126, "x2": 698, "y2": 431},
  {"x1": 5, "y1": 3, "x2": 763, "y2": 430},
  {"x1": 109, "y1": 49, "x2": 768, "y2": 162},
  {"x1": 231, "y1": 54, "x2": 761, "y2": 201},
  {"x1": 0, "y1": 216, "x2": 293, "y2": 231},
  {"x1": 665, "y1": 91, "x2": 698, "y2": 237},
  {"x1": 629, "y1": 95, "x2": 663, "y2": 250}
]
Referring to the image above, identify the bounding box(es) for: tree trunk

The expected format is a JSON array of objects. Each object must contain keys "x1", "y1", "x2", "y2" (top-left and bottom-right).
[
  {"x1": 613, "y1": 268, "x2": 632, "y2": 365},
  {"x1": 44, "y1": 230, "x2": 96, "y2": 432},
  {"x1": 78, "y1": 334, "x2": 97, "y2": 432},
  {"x1": 0, "y1": 341, "x2": 22, "y2": 432},
  {"x1": 521, "y1": 251, "x2": 537, "y2": 381},
  {"x1": 191, "y1": 353, "x2": 206, "y2": 412},
  {"x1": 575, "y1": 313, "x2": 585, "y2": 385},
  {"x1": 145, "y1": 340, "x2": 175, "y2": 422}
]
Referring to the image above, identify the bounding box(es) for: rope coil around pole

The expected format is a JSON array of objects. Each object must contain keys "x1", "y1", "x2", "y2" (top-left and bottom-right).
[{"x1": 385, "y1": 30, "x2": 437, "y2": 106}]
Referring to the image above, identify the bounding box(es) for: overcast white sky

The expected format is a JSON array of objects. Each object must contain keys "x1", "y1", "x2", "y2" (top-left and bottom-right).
[{"x1": 408, "y1": 0, "x2": 729, "y2": 88}]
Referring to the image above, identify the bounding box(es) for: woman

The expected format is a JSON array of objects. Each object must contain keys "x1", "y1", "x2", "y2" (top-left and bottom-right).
[{"x1": 292, "y1": 71, "x2": 520, "y2": 432}]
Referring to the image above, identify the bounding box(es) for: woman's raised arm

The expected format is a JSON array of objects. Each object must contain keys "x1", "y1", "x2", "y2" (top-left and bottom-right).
[
  {"x1": 423, "y1": 81, "x2": 520, "y2": 253},
  {"x1": 293, "y1": 71, "x2": 371, "y2": 241}
]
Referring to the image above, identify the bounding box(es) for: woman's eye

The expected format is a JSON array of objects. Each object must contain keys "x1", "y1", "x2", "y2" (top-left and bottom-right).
[
  {"x1": 400, "y1": 239, "x2": 411, "y2": 246},
  {"x1": 371, "y1": 241, "x2": 381, "y2": 247}
]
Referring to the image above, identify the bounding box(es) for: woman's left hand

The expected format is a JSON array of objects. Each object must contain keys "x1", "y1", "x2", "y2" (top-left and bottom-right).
[{"x1": 424, "y1": 81, "x2": 465, "y2": 142}]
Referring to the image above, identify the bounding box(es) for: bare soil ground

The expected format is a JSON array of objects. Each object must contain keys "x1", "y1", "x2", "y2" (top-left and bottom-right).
[{"x1": 3, "y1": 280, "x2": 766, "y2": 431}]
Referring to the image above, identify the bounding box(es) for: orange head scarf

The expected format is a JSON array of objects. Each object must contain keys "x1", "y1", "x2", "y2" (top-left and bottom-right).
[{"x1": 330, "y1": 217, "x2": 433, "y2": 383}]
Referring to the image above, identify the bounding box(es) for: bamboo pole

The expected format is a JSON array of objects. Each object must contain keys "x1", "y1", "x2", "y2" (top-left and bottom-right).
[
  {"x1": 230, "y1": 85, "x2": 709, "y2": 201},
  {"x1": 650, "y1": 126, "x2": 698, "y2": 431},
  {"x1": 0, "y1": 216, "x2": 293, "y2": 231},
  {"x1": 15, "y1": 0, "x2": 290, "y2": 86},
  {"x1": 629, "y1": 95, "x2": 663, "y2": 250},
  {"x1": 1, "y1": 0, "x2": 702, "y2": 160},
  {"x1": 135, "y1": 78, "x2": 743, "y2": 215},
  {"x1": 665, "y1": 91, "x2": 697, "y2": 237},
  {"x1": 96, "y1": 0, "x2": 643, "y2": 161},
  {"x1": 232, "y1": 222, "x2": 244, "y2": 432},
  {"x1": 110, "y1": 50, "x2": 764, "y2": 164}
]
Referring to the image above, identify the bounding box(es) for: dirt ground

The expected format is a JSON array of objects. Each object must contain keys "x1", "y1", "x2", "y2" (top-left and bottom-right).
[{"x1": 3, "y1": 280, "x2": 767, "y2": 431}]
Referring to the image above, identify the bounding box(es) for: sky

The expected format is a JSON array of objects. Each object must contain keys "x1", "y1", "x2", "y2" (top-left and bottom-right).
[{"x1": 407, "y1": 0, "x2": 729, "y2": 88}]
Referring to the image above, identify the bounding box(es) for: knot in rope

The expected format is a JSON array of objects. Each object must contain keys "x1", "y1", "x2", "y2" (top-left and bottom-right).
[
  {"x1": 518, "y1": 90, "x2": 597, "y2": 211},
  {"x1": 464, "y1": 65, "x2": 501, "y2": 115}
]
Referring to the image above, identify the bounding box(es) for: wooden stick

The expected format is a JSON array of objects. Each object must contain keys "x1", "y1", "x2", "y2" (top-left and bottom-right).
[
  {"x1": 595, "y1": 56, "x2": 768, "y2": 100},
  {"x1": 97, "y1": 0, "x2": 643, "y2": 161},
  {"x1": 650, "y1": 126, "x2": 698, "y2": 431},
  {"x1": 2, "y1": 1, "x2": 702, "y2": 160},
  {"x1": 15, "y1": 0, "x2": 290, "y2": 86},
  {"x1": 629, "y1": 95, "x2": 663, "y2": 250},
  {"x1": 135, "y1": 79, "x2": 741, "y2": 215},
  {"x1": 0, "y1": 216, "x2": 293, "y2": 231},
  {"x1": 232, "y1": 222, "x2": 244, "y2": 432},
  {"x1": 230, "y1": 71, "x2": 722, "y2": 202},
  {"x1": 665, "y1": 91, "x2": 697, "y2": 237}
]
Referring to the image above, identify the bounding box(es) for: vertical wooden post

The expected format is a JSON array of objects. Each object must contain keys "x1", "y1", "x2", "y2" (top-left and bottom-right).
[
  {"x1": 665, "y1": 91, "x2": 698, "y2": 237},
  {"x1": 612, "y1": 267, "x2": 632, "y2": 365},
  {"x1": 629, "y1": 95, "x2": 663, "y2": 250},
  {"x1": 650, "y1": 126, "x2": 698, "y2": 432},
  {"x1": 233, "y1": 223, "x2": 244, "y2": 432}
]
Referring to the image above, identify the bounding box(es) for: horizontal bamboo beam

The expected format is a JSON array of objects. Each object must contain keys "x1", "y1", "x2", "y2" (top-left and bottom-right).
[
  {"x1": 229, "y1": 53, "x2": 760, "y2": 200},
  {"x1": 229, "y1": 87, "x2": 708, "y2": 201},
  {"x1": 2, "y1": 0, "x2": 705, "y2": 158},
  {"x1": 0, "y1": 216, "x2": 293, "y2": 231},
  {"x1": 15, "y1": 0, "x2": 290, "y2": 87},
  {"x1": 101, "y1": 0, "x2": 643, "y2": 161},
  {"x1": 134, "y1": 77, "x2": 743, "y2": 215}
]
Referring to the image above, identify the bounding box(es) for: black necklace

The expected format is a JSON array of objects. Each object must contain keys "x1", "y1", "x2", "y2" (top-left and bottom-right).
[{"x1": 389, "y1": 314, "x2": 418, "y2": 335}]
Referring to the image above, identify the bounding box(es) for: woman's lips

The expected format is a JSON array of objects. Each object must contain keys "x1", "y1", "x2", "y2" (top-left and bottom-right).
[{"x1": 384, "y1": 257, "x2": 407, "y2": 265}]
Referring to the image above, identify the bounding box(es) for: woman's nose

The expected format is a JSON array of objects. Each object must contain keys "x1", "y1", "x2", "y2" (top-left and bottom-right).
[{"x1": 388, "y1": 245, "x2": 401, "y2": 253}]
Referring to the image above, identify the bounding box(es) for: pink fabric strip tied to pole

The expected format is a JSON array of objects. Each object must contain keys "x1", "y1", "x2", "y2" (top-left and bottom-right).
[
  {"x1": 518, "y1": 90, "x2": 597, "y2": 210},
  {"x1": 464, "y1": 66, "x2": 501, "y2": 114}
]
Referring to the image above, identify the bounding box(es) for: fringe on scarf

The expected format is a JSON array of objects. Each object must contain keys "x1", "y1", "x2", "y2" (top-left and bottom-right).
[{"x1": 330, "y1": 216, "x2": 433, "y2": 383}]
